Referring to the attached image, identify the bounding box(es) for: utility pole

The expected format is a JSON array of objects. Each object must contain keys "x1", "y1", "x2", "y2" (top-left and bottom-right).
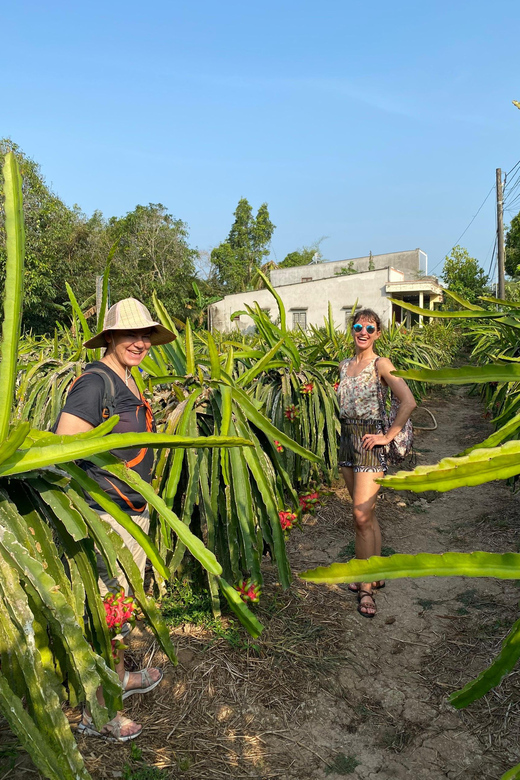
[
  {"x1": 95, "y1": 275, "x2": 104, "y2": 324},
  {"x1": 497, "y1": 168, "x2": 505, "y2": 299}
]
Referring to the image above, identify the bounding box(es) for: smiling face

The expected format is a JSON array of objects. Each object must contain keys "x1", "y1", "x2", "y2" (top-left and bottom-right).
[
  {"x1": 352, "y1": 316, "x2": 380, "y2": 353},
  {"x1": 104, "y1": 328, "x2": 153, "y2": 370}
]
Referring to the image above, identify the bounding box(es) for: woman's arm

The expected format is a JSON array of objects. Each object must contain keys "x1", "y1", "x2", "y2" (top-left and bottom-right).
[
  {"x1": 54, "y1": 373, "x2": 105, "y2": 436},
  {"x1": 362, "y1": 357, "x2": 416, "y2": 450},
  {"x1": 378, "y1": 357, "x2": 416, "y2": 440},
  {"x1": 55, "y1": 412, "x2": 94, "y2": 436}
]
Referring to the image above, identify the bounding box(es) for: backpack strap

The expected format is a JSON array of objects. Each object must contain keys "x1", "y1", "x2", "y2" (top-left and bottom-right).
[{"x1": 82, "y1": 365, "x2": 117, "y2": 421}]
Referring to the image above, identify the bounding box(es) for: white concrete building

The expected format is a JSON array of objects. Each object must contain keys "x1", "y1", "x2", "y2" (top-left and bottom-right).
[{"x1": 208, "y1": 248, "x2": 443, "y2": 334}]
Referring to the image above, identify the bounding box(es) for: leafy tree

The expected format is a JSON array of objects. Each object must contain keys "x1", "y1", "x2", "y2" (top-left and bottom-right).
[
  {"x1": 279, "y1": 247, "x2": 316, "y2": 268},
  {"x1": 441, "y1": 245, "x2": 489, "y2": 304},
  {"x1": 184, "y1": 280, "x2": 221, "y2": 328},
  {"x1": 505, "y1": 280, "x2": 520, "y2": 302},
  {"x1": 210, "y1": 198, "x2": 275, "y2": 293},
  {"x1": 0, "y1": 141, "x2": 201, "y2": 332},
  {"x1": 105, "y1": 203, "x2": 197, "y2": 320},
  {"x1": 278, "y1": 240, "x2": 326, "y2": 268},
  {"x1": 505, "y1": 212, "x2": 520, "y2": 278},
  {"x1": 0, "y1": 138, "x2": 97, "y2": 331}
]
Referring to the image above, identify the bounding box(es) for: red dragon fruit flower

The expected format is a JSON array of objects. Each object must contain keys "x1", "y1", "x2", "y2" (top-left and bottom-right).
[
  {"x1": 284, "y1": 404, "x2": 300, "y2": 422},
  {"x1": 103, "y1": 590, "x2": 137, "y2": 658},
  {"x1": 279, "y1": 510, "x2": 297, "y2": 531},
  {"x1": 274, "y1": 440, "x2": 284, "y2": 452},
  {"x1": 300, "y1": 382, "x2": 314, "y2": 395},
  {"x1": 235, "y1": 578, "x2": 261, "y2": 603}
]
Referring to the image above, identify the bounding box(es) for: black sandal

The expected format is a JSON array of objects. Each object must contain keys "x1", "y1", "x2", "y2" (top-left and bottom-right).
[
  {"x1": 357, "y1": 589, "x2": 376, "y2": 618},
  {"x1": 349, "y1": 581, "x2": 385, "y2": 593}
]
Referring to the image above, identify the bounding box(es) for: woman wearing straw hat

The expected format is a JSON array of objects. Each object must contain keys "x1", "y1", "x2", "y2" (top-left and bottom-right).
[{"x1": 56, "y1": 298, "x2": 176, "y2": 741}]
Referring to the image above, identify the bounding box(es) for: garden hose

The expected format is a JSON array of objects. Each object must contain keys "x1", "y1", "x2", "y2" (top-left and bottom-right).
[{"x1": 412, "y1": 407, "x2": 438, "y2": 431}]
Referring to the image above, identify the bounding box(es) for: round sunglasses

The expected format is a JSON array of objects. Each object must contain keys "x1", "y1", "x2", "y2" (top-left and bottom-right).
[{"x1": 353, "y1": 323, "x2": 376, "y2": 334}]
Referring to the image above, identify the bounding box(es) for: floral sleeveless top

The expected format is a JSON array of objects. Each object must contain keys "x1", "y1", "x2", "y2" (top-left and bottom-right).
[{"x1": 337, "y1": 357, "x2": 384, "y2": 420}]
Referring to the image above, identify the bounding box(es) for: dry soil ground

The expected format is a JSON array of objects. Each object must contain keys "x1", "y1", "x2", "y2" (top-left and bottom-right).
[{"x1": 3, "y1": 386, "x2": 520, "y2": 780}]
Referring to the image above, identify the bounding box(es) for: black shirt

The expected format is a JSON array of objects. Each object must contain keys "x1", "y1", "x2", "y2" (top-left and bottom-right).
[{"x1": 58, "y1": 362, "x2": 155, "y2": 514}]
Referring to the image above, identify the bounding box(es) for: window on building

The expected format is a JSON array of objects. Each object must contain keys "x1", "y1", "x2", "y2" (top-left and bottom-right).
[
  {"x1": 301, "y1": 277, "x2": 312, "y2": 282},
  {"x1": 292, "y1": 310, "x2": 307, "y2": 330}
]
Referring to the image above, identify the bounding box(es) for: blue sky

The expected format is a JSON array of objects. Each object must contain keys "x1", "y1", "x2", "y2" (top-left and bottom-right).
[{"x1": 3, "y1": 0, "x2": 520, "y2": 280}]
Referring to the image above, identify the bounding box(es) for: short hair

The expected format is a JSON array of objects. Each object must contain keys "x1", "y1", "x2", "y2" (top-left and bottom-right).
[{"x1": 352, "y1": 308, "x2": 381, "y2": 331}]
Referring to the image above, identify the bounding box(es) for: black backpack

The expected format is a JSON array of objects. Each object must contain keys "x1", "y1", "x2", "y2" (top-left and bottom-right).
[
  {"x1": 82, "y1": 365, "x2": 118, "y2": 421},
  {"x1": 53, "y1": 364, "x2": 118, "y2": 433}
]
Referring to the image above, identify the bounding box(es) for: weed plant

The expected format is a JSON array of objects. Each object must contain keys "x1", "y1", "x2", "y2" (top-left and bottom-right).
[{"x1": 159, "y1": 578, "x2": 242, "y2": 645}]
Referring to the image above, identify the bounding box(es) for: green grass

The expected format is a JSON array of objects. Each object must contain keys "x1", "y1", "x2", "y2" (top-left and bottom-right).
[
  {"x1": 159, "y1": 578, "x2": 241, "y2": 645},
  {"x1": 123, "y1": 763, "x2": 168, "y2": 780},
  {"x1": 417, "y1": 598, "x2": 436, "y2": 611},
  {"x1": 325, "y1": 753, "x2": 360, "y2": 775},
  {"x1": 0, "y1": 743, "x2": 20, "y2": 773},
  {"x1": 411, "y1": 505, "x2": 427, "y2": 514},
  {"x1": 456, "y1": 588, "x2": 490, "y2": 611},
  {"x1": 123, "y1": 741, "x2": 189, "y2": 778}
]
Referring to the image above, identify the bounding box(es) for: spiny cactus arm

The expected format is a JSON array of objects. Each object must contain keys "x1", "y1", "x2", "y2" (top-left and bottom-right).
[
  {"x1": 99, "y1": 521, "x2": 178, "y2": 665},
  {"x1": 0, "y1": 524, "x2": 119, "y2": 726},
  {"x1": 0, "y1": 557, "x2": 92, "y2": 780},
  {"x1": 0, "y1": 431, "x2": 253, "y2": 476},
  {"x1": 450, "y1": 616, "x2": 520, "y2": 708},
  {"x1": 300, "y1": 551, "x2": 520, "y2": 584},
  {"x1": 0, "y1": 153, "x2": 24, "y2": 442},
  {"x1": 379, "y1": 441, "x2": 520, "y2": 493},
  {"x1": 89, "y1": 453, "x2": 223, "y2": 577}
]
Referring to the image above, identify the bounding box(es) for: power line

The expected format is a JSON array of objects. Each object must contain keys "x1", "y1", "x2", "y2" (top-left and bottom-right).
[
  {"x1": 506, "y1": 159, "x2": 520, "y2": 178},
  {"x1": 504, "y1": 170, "x2": 520, "y2": 200},
  {"x1": 430, "y1": 182, "x2": 495, "y2": 275},
  {"x1": 486, "y1": 235, "x2": 497, "y2": 279},
  {"x1": 504, "y1": 181, "x2": 520, "y2": 210},
  {"x1": 489, "y1": 243, "x2": 497, "y2": 285}
]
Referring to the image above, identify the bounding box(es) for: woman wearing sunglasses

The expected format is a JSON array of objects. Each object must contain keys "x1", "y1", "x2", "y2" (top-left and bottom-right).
[{"x1": 337, "y1": 309, "x2": 416, "y2": 617}]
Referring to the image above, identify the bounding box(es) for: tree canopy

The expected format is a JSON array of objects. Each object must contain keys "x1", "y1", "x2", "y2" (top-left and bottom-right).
[
  {"x1": 103, "y1": 203, "x2": 197, "y2": 319},
  {"x1": 0, "y1": 138, "x2": 98, "y2": 331},
  {"x1": 210, "y1": 198, "x2": 275, "y2": 294},
  {"x1": 0, "y1": 140, "x2": 198, "y2": 331},
  {"x1": 505, "y1": 212, "x2": 520, "y2": 278},
  {"x1": 441, "y1": 245, "x2": 489, "y2": 304}
]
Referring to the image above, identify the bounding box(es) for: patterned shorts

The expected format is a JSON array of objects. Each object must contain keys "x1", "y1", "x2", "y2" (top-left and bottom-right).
[{"x1": 339, "y1": 418, "x2": 387, "y2": 473}]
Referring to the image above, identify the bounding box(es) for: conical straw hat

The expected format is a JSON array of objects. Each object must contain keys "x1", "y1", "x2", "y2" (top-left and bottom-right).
[{"x1": 83, "y1": 298, "x2": 176, "y2": 349}]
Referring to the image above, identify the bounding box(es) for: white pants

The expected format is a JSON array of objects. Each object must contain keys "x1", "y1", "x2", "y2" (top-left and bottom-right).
[{"x1": 95, "y1": 509, "x2": 150, "y2": 597}]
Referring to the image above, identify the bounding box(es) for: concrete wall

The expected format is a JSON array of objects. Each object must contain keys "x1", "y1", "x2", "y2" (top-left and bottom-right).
[
  {"x1": 270, "y1": 248, "x2": 424, "y2": 287},
  {"x1": 209, "y1": 267, "x2": 396, "y2": 334}
]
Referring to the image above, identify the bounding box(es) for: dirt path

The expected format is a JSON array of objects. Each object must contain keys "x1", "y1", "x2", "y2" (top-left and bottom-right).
[
  {"x1": 281, "y1": 385, "x2": 520, "y2": 780},
  {"x1": 3, "y1": 386, "x2": 520, "y2": 779}
]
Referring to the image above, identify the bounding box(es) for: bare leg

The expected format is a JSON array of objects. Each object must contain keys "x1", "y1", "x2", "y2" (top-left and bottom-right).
[
  {"x1": 352, "y1": 471, "x2": 384, "y2": 615},
  {"x1": 340, "y1": 466, "x2": 354, "y2": 499},
  {"x1": 341, "y1": 467, "x2": 383, "y2": 594},
  {"x1": 117, "y1": 646, "x2": 162, "y2": 693},
  {"x1": 85, "y1": 647, "x2": 142, "y2": 738}
]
